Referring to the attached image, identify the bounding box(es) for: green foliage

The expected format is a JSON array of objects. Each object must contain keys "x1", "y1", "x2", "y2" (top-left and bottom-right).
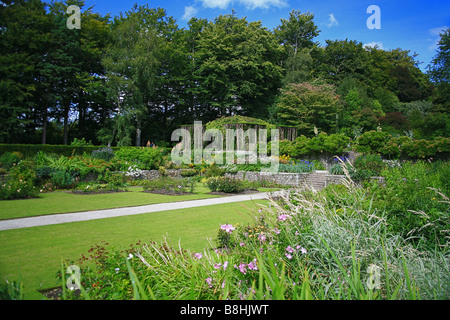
[
  {"x1": 142, "y1": 176, "x2": 196, "y2": 194},
  {"x1": 206, "y1": 177, "x2": 245, "y2": 193},
  {"x1": 351, "y1": 154, "x2": 385, "y2": 181},
  {"x1": 275, "y1": 133, "x2": 350, "y2": 158},
  {"x1": 91, "y1": 147, "x2": 115, "y2": 162},
  {"x1": 0, "y1": 161, "x2": 38, "y2": 200},
  {"x1": 115, "y1": 147, "x2": 163, "y2": 170},
  {"x1": 356, "y1": 131, "x2": 450, "y2": 159},
  {"x1": 368, "y1": 160, "x2": 450, "y2": 247},
  {"x1": 0, "y1": 151, "x2": 22, "y2": 170},
  {"x1": 50, "y1": 170, "x2": 76, "y2": 189}
]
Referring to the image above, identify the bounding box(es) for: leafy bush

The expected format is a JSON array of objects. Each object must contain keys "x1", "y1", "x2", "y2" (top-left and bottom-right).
[
  {"x1": 115, "y1": 147, "x2": 163, "y2": 170},
  {"x1": 142, "y1": 177, "x2": 195, "y2": 194},
  {"x1": 206, "y1": 177, "x2": 244, "y2": 193},
  {"x1": 0, "y1": 152, "x2": 22, "y2": 170},
  {"x1": 355, "y1": 130, "x2": 391, "y2": 154},
  {"x1": 91, "y1": 147, "x2": 115, "y2": 161},
  {"x1": 0, "y1": 161, "x2": 39, "y2": 200},
  {"x1": 180, "y1": 168, "x2": 197, "y2": 177},
  {"x1": 50, "y1": 170, "x2": 76, "y2": 189},
  {"x1": 353, "y1": 154, "x2": 384, "y2": 177}
]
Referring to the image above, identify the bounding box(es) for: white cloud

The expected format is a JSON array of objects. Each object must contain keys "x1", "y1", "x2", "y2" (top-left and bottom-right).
[
  {"x1": 363, "y1": 42, "x2": 384, "y2": 50},
  {"x1": 199, "y1": 0, "x2": 287, "y2": 10},
  {"x1": 182, "y1": 6, "x2": 199, "y2": 21},
  {"x1": 200, "y1": 0, "x2": 233, "y2": 9},
  {"x1": 327, "y1": 13, "x2": 338, "y2": 27},
  {"x1": 428, "y1": 26, "x2": 448, "y2": 50}
]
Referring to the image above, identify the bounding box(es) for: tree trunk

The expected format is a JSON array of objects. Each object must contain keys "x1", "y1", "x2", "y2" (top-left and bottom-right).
[
  {"x1": 41, "y1": 107, "x2": 47, "y2": 145},
  {"x1": 63, "y1": 102, "x2": 69, "y2": 145}
]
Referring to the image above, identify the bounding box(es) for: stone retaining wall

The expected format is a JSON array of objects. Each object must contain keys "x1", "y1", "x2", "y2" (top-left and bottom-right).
[{"x1": 133, "y1": 169, "x2": 382, "y2": 190}]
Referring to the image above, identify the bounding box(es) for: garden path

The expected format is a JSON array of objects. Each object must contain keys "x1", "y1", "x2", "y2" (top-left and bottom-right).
[{"x1": 0, "y1": 191, "x2": 284, "y2": 231}]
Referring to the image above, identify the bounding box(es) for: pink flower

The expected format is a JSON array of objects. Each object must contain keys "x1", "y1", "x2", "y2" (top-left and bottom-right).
[
  {"x1": 194, "y1": 253, "x2": 202, "y2": 259},
  {"x1": 239, "y1": 242, "x2": 246, "y2": 247},
  {"x1": 273, "y1": 228, "x2": 281, "y2": 235},
  {"x1": 220, "y1": 224, "x2": 236, "y2": 234},
  {"x1": 214, "y1": 263, "x2": 222, "y2": 269},
  {"x1": 300, "y1": 247, "x2": 307, "y2": 254},
  {"x1": 285, "y1": 253, "x2": 293, "y2": 260},
  {"x1": 248, "y1": 259, "x2": 258, "y2": 271},
  {"x1": 278, "y1": 214, "x2": 289, "y2": 221},
  {"x1": 223, "y1": 261, "x2": 228, "y2": 270},
  {"x1": 258, "y1": 234, "x2": 266, "y2": 242},
  {"x1": 238, "y1": 263, "x2": 247, "y2": 274},
  {"x1": 286, "y1": 245, "x2": 294, "y2": 253}
]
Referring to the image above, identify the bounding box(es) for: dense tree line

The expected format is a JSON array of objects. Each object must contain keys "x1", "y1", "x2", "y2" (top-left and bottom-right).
[{"x1": 0, "y1": 0, "x2": 448, "y2": 146}]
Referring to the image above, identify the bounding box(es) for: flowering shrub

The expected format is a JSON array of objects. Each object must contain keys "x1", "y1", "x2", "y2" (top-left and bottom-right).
[{"x1": 0, "y1": 161, "x2": 38, "y2": 200}]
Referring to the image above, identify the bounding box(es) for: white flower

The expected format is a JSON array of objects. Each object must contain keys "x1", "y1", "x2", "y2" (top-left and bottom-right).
[
  {"x1": 127, "y1": 253, "x2": 133, "y2": 259},
  {"x1": 115, "y1": 268, "x2": 120, "y2": 273}
]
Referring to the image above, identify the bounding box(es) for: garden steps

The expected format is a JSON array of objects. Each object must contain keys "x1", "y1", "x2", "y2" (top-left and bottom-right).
[{"x1": 301, "y1": 170, "x2": 327, "y2": 190}]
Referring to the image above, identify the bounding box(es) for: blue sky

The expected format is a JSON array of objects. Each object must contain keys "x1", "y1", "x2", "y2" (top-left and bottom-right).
[{"x1": 83, "y1": 0, "x2": 450, "y2": 71}]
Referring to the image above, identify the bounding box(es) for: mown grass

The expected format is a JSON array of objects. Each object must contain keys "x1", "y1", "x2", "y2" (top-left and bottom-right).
[
  {"x1": 0, "y1": 199, "x2": 267, "y2": 299},
  {"x1": 0, "y1": 184, "x2": 221, "y2": 220}
]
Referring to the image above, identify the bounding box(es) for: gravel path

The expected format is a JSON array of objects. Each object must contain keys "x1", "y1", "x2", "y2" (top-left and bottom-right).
[{"x1": 0, "y1": 191, "x2": 282, "y2": 231}]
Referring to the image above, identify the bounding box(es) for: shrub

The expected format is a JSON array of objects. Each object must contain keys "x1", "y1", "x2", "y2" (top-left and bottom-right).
[
  {"x1": 0, "y1": 161, "x2": 39, "y2": 200},
  {"x1": 355, "y1": 130, "x2": 391, "y2": 154},
  {"x1": 91, "y1": 147, "x2": 115, "y2": 161},
  {"x1": 350, "y1": 154, "x2": 384, "y2": 181},
  {"x1": 115, "y1": 147, "x2": 163, "y2": 170},
  {"x1": 50, "y1": 170, "x2": 76, "y2": 189},
  {"x1": 142, "y1": 177, "x2": 195, "y2": 194},
  {"x1": 206, "y1": 177, "x2": 244, "y2": 193},
  {"x1": 0, "y1": 152, "x2": 22, "y2": 170},
  {"x1": 180, "y1": 168, "x2": 197, "y2": 177}
]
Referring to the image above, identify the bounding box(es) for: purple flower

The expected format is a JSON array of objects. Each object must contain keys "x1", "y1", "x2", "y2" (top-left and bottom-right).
[
  {"x1": 221, "y1": 224, "x2": 236, "y2": 234},
  {"x1": 206, "y1": 277, "x2": 212, "y2": 285},
  {"x1": 278, "y1": 214, "x2": 289, "y2": 221},
  {"x1": 285, "y1": 253, "x2": 293, "y2": 260},
  {"x1": 194, "y1": 253, "x2": 202, "y2": 259},
  {"x1": 273, "y1": 228, "x2": 281, "y2": 235},
  {"x1": 300, "y1": 247, "x2": 307, "y2": 254},
  {"x1": 223, "y1": 261, "x2": 228, "y2": 270},
  {"x1": 258, "y1": 234, "x2": 266, "y2": 242},
  {"x1": 238, "y1": 263, "x2": 247, "y2": 274},
  {"x1": 214, "y1": 263, "x2": 222, "y2": 269},
  {"x1": 286, "y1": 245, "x2": 294, "y2": 253},
  {"x1": 239, "y1": 242, "x2": 246, "y2": 247},
  {"x1": 248, "y1": 259, "x2": 258, "y2": 271}
]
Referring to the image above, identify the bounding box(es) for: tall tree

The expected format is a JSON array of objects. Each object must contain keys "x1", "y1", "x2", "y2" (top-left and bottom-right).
[
  {"x1": 102, "y1": 4, "x2": 161, "y2": 146},
  {"x1": 195, "y1": 12, "x2": 283, "y2": 118},
  {"x1": 428, "y1": 28, "x2": 450, "y2": 113}
]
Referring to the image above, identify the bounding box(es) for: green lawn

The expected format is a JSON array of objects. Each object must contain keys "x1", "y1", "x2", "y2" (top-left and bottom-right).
[
  {"x1": 0, "y1": 199, "x2": 268, "y2": 299},
  {"x1": 0, "y1": 184, "x2": 221, "y2": 220}
]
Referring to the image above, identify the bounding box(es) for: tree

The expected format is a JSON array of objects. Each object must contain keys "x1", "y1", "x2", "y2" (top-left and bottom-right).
[
  {"x1": 275, "y1": 81, "x2": 341, "y2": 135},
  {"x1": 195, "y1": 13, "x2": 283, "y2": 118},
  {"x1": 274, "y1": 10, "x2": 320, "y2": 56},
  {"x1": 102, "y1": 4, "x2": 162, "y2": 146},
  {"x1": 0, "y1": 0, "x2": 52, "y2": 143},
  {"x1": 428, "y1": 28, "x2": 450, "y2": 113}
]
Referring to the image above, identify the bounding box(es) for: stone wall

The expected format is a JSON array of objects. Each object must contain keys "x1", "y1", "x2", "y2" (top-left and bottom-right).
[{"x1": 132, "y1": 169, "x2": 382, "y2": 191}]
